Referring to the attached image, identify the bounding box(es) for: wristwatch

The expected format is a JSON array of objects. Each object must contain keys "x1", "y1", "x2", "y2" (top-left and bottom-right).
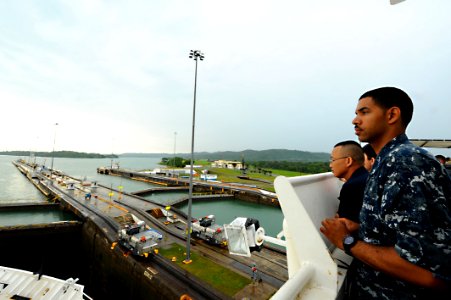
[{"x1": 343, "y1": 234, "x2": 358, "y2": 256}]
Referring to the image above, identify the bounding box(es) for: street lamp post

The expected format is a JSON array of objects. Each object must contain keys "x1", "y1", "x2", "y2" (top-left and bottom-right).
[
  {"x1": 184, "y1": 50, "x2": 204, "y2": 264},
  {"x1": 50, "y1": 123, "x2": 58, "y2": 171}
]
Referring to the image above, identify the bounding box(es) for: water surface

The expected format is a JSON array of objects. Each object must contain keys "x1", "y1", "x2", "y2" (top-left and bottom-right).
[{"x1": 0, "y1": 155, "x2": 284, "y2": 236}]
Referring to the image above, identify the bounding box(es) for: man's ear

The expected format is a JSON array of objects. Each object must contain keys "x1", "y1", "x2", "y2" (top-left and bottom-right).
[
  {"x1": 345, "y1": 157, "x2": 353, "y2": 167},
  {"x1": 387, "y1": 107, "x2": 401, "y2": 125}
]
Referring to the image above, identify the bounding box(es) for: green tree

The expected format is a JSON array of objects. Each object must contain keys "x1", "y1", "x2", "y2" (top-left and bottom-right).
[
  {"x1": 249, "y1": 161, "x2": 330, "y2": 174},
  {"x1": 160, "y1": 157, "x2": 189, "y2": 168}
]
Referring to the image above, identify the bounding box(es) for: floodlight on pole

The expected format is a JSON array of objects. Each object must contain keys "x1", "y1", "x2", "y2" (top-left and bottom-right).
[
  {"x1": 184, "y1": 50, "x2": 204, "y2": 264},
  {"x1": 390, "y1": 0, "x2": 406, "y2": 5}
]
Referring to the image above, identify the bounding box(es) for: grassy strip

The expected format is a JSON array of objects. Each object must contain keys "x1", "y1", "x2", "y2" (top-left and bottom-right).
[
  {"x1": 205, "y1": 167, "x2": 275, "y2": 192},
  {"x1": 193, "y1": 161, "x2": 311, "y2": 192},
  {"x1": 268, "y1": 168, "x2": 310, "y2": 177},
  {"x1": 158, "y1": 243, "x2": 251, "y2": 296}
]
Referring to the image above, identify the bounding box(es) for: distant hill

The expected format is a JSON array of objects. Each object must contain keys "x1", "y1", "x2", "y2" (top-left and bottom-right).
[
  {"x1": 0, "y1": 149, "x2": 328, "y2": 161},
  {"x1": 120, "y1": 153, "x2": 166, "y2": 158},
  {"x1": 120, "y1": 149, "x2": 329, "y2": 162},
  {"x1": 0, "y1": 151, "x2": 117, "y2": 159}
]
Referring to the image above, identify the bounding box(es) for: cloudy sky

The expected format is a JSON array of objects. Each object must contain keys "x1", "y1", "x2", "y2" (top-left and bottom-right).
[{"x1": 1, "y1": 0, "x2": 450, "y2": 156}]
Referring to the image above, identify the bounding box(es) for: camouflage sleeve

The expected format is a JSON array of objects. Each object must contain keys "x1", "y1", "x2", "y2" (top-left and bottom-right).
[{"x1": 382, "y1": 153, "x2": 451, "y2": 278}]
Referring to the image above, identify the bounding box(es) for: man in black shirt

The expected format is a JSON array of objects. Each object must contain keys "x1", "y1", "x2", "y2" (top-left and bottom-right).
[{"x1": 329, "y1": 140, "x2": 368, "y2": 222}]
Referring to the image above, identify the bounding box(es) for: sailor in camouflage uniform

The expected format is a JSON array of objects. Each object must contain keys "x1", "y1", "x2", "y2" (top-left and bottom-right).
[{"x1": 321, "y1": 87, "x2": 451, "y2": 299}]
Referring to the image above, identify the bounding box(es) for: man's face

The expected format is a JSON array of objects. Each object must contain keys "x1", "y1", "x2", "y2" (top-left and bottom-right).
[
  {"x1": 329, "y1": 146, "x2": 348, "y2": 179},
  {"x1": 352, "y1": 97, "x2": 387, "y2": 143},
  {"x1": 363, "y1": 153, "x2": 375, "y2": 171}
]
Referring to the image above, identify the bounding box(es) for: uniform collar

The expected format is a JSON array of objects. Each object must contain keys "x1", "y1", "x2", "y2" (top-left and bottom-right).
[{"x1": 372, "y1": 133, "x2": 409, "y2": 171}]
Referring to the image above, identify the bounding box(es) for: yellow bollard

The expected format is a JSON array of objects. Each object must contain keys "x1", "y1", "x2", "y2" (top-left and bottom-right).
[{"x1": 111, "y1": 242, "x2": 118, "y2": 250}]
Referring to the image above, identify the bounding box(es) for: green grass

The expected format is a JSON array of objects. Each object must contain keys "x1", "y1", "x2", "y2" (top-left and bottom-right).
[
  {"x1": 158, "y1": 243, "x2": 251, "y2": 296},
  {"x1": 193, "y1": 161, "x2": 310, "y2": 192},
  {"x1": 205, "y1": 167, "x2": 275, "y2": 192},
  {"x1": 193, "y1": 160, "x2": 212, "y2": 166},
  {"x1": 268, "y1": 168, "x2": 310, "y2": 177}
]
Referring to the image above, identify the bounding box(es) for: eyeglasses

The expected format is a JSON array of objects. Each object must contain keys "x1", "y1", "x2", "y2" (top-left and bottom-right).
[{"x1": 329, "y1": 156, "x2": 349, "y2": 162}]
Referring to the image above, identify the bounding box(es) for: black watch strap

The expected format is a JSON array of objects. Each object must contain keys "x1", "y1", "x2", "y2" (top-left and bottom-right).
[{"x1": 343, "y1": 234, "x2": 358, "y2": 256}]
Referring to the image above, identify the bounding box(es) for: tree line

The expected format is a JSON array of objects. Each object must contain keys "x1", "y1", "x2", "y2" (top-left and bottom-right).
[
  {"x1": 0, "y1": 150, "x2": 117, "y2": 159},
  {"x1": 125, "y1": 149, "x2": 329, "y2": 161},
  {"x1": 248, "y1": 160, "x2": 330, "y2": 174},
  {"x1": 161, "y1": 157, "x2": 330, "y2": 175},
  {"x1": 160, "y1": 157, "x2": 191, "y2": 168}
]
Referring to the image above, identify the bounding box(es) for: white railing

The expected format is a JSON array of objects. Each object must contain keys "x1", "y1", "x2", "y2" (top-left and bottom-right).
[
  {"x1": 225, "y1": 172, "x2": 351, "y2": 299},
  {"x1": 271, "y1": 262, "x2": 315, "y2": 300},
  {"x1": 271, "y1": 173, "x2": 345, "y2": 299}
]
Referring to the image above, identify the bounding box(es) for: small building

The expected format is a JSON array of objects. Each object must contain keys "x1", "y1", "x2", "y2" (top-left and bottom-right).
[
  {"x1": 184, "y1": 164, "x2": 203, "y2": 169},
  {"x1": 211, "y1": 160, "x2": 243, "y2": 170}
]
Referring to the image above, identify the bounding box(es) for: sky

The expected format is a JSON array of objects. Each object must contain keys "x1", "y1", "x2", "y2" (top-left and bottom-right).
[{"x1": 1, "y1": 0, "x2": 450, "y2": 156}]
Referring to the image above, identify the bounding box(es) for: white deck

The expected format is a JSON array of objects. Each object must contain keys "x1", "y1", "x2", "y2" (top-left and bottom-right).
[
  {"x1": 0, "y1": 266, "x2": 89, "y2": 300},
  {"x1": 272, "y1": 172, "x2": 352, "y2": 300}
]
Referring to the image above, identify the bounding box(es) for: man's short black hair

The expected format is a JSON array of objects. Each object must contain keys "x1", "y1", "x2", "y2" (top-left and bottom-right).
[
  {"x1": 333, "y1": 140, "x2": 364, "y2": 165},
  {"x1": 362, "y1": 143, "x2": 377, "y2": 159},
  {"x1": 359, "y1": 87, "x2": 414, "y2": 128},
  {"x1": 334, "y1": 140, "x2": 361, "y2": 148}
]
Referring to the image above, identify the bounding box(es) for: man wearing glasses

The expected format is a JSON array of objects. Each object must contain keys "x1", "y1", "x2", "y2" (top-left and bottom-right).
[{"x1": 329, "y1": 140, "x2": 368, "y2": 223}]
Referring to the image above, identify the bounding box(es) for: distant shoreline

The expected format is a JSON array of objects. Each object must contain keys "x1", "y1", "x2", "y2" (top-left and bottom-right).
[
  {"x1": 1, "y1": 149, "x2": 329, "y2": 161},
  {"x1": 0, "y1": 151, "x2": 117, "y2": 159}
]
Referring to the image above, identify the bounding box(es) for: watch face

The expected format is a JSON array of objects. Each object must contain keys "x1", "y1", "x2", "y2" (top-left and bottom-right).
[{"x1": 344, "y1": 235, "x2": 355, "y2": 245}]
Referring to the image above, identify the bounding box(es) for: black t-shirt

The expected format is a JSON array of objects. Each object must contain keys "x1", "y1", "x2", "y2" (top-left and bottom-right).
[{"x1": 337, "y1": 166, "x2": 368, "y2": 222}]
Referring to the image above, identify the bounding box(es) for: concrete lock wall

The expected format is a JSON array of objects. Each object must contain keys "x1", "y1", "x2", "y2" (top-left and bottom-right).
[
  {"x1": 0, "y1": 218, "x2": 184, "y2": 299},
  {"x1": 80, "y1": 218, "x2": 183, "y2": 300},
  {"x1": 0, "y1": 222, "x2": 86, "y2": 283}
]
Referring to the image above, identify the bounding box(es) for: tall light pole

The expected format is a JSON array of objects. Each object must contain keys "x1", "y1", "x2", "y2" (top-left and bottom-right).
[
  {"x1": 184, "y1": 50, "x2": 204, "y2": 264},
  {"x1": 173, "y1": 131, "x2": 177, "y2": 177},
  {"x1": 50, "y1": 123, "x2": 58, "y2": 171}
]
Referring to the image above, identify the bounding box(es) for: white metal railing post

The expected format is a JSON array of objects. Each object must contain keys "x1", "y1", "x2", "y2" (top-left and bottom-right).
[{"x1": 271, "y1": 262, "x2": 315, "y2": 300}]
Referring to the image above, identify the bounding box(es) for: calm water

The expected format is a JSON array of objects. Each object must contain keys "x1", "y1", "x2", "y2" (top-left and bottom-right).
[
  {"x1": 0, "y1": 210, "x2": 76, "y2": 226},
  {"x1": 0, "y1": 155, "x2": 284, "y2": 236},
  {"x1": 178, "y1": 200, "x2": 283, "y2": 237},
  {"x1": 0, "y1": 155, "x2": 47, "y2": 203}
]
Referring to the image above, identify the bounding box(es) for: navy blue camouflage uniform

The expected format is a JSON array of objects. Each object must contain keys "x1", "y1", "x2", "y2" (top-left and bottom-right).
[{"x1": 352, "y1": 134, "x2": 451, "y2": 299}]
